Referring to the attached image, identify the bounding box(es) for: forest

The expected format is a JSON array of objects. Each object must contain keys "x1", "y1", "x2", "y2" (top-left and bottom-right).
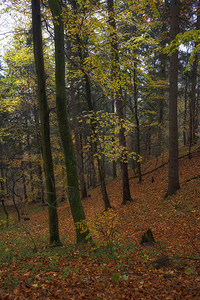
[{"x1": 0, "y1": 0, "x2": 200, "y2": 298}]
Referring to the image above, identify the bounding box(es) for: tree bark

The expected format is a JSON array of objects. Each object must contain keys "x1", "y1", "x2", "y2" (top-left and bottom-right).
[
  {"x1": 167, "y1": 0, "x2": 180, "y2": 195},
  {"x1": 157, "y1": 0, "x2": 168, "y2": 156},
  {"x1": 183, "y1": 73, "x2": 188, "y2": 146},
  {"x1": 25, "y1": 119, "x2": 35, "y2": 202},
  {"x1": 33, "y1": 103, "x2": 45, "y2": 203},
  {"x1": 48, "y1": 0, "x2": 90, "y2": 243},
  {"x1": 70, "y1": 78, "x2": 87, "y2": 199},
  {"x1": 157, "y1": 53, "x2": 166, "y2": 156},
  {"x1": 189, "y1": 0, "x2": 200, "y2": 146},
  {"x1": 32, "y1": 0, "x2": 61, "y2": 245},
  {"x1": 0, "y1": 162, "x2": 9, "y2": 224},
  {"x1": 133, "y1": 64, "x2": 142, "y2": 183},
  {"x1": 111, "y1": 96, "x2": 117, "y2": 180}
]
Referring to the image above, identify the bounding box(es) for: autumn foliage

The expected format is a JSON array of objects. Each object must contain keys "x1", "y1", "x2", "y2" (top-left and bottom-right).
[{"x1": 1, "y1": 147, "x2": 200, "y2": 299}]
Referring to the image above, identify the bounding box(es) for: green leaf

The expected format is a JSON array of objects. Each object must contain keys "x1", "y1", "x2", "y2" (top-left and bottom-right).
[
  {"x1": 122, "y1": 274, "x2": 129, "y2": 280},
  {"x1": 112, "y1": 273, "x2": 120, "y2": 282},
  {"x1": 186, "y1": 267, "x2": 196, "y2": 275},
  {"x1": 62, "y1": 266, "x2": 70, "y2": 278}
]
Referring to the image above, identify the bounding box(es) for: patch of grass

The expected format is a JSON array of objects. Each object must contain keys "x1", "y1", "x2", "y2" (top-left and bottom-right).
[
  {"x1": 40, "y1": 245, "x2": 71, "y2": 258},
  {"x1": 27, "y1": 203, "x2": 47, "y2": 214},
  {"x1": 1, "y1": 274, "x2": 19, "y2": 289},
  {"x1": 0, "y1": 247, "x2": 13, "y2": 265},
  {"x1": 62, "y1": 265, "x2": 70, "y2": 278},
  {"x1": 43, "y1": 276, "x2": 51, "y2": 282}
]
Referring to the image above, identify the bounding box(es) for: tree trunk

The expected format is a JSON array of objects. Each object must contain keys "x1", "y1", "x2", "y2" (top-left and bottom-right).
[
  {"x1": 69, "y1": 0, "x2": 111, "y2": 210},
  {"x1": 33, "y1": 103, "x2": 45, "y2": 203},
  {"x1": 167, "y1": 0, "x2": 180, "y2": 195},
  {"x1": 48, "y1": 0, "x2": 89, "y2": 243},
  {"x1": 183, "y1": 73, "x2": 188, "y2": 146},
  {"x1": 89, "y1": 148, "x2": 97, "y2": 189},
  {"x1": 84, "y1": 73, "x2": 111, "y2": 210},
  {"x1": 70, "y1": 78, "x2": 87, "y2": 199},
  {"x1": 0, "y1": 163, "x2": 9, "y2": 224},
  {"x1": 26, "y1": 119, "x2": 35, "y2": 202},
  {"x1": 66, "y1": 38, "x2": 87, "y2": 199},
  {"x1": 107, "y1": 0, "x2": 133, "y2": 204},
  {"x1": 147, "y1": 126, "x2": 151, "y2": 158},
  {"x1": 189, "y1": 0, "x2": 200, "y2": 145},
  {"x1": 111, "y1": 96, "x2": 117, "y2": 180},
  {"x1": 157, "y1": 53, "x2": 166, "y2": 156},
  {"x1": 12, "y1": 181, "x2": 20, "y2": 221},
  {"x1": 133, "y1": 64, "x2": 142, "y2": 183},
  {"x1": 157, "y1": 0, "x2": 168, "y2": 156},
  {"x1": 32, "y1": 0, "x2": 61, "y2": 245},
  {"x1": 21, "y1": 161, "x2": 28, "y2": 201}
]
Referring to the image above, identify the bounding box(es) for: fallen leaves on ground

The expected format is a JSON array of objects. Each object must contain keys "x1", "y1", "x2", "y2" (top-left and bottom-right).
[{"x1": 1, "y1": 147, "x2": 200, "y2": 299}]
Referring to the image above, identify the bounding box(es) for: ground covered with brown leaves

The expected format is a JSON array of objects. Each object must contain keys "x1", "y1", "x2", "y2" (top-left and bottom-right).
[{"x1": 1, "y1": 147, "x2": 200, "y2": 299}]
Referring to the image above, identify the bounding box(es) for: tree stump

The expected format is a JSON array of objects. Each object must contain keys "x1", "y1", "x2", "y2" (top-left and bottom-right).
[{"x1": 140, "y1": 228, "x2": 155, "y2": 246}]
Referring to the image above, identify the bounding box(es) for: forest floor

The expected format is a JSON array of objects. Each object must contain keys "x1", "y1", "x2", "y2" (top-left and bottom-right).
[{"x1": 1, "y1": 145, "x2": 200, "y2": 299}]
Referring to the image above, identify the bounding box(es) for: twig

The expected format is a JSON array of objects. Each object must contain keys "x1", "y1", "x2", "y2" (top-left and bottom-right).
[{"x1": 19, "y1": 221, "x2": 37, "y2": 252}]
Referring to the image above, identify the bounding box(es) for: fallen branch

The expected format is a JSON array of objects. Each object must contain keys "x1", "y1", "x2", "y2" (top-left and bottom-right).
[
  {"x1": 130, "y1": 149, "x2": 200, "y2": 180},
  {"x1": 186, "y1": 174, "x2": 200, "y2": 182}
]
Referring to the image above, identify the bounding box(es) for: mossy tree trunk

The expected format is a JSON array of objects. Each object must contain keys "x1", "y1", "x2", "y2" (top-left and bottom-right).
[
  {"x1": 48, "y1": 0, "x2": 89, "y2": 243},
  {"x1": 31, "y1": 0, "x2": 61, "y2": 245}
]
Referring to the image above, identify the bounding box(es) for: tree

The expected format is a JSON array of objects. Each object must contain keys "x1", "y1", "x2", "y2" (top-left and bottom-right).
[
  {"x1": 70, "y1": 77, "x2": 88, "y2": 199},
  {"x1": 189, "y1": 0, "x2": 200, "y2": 149},
  {"x1": 48, "y1": 0, "x2": 90, "y2": 243},
  {"x1": 32, "y1": 0, "x2": 61, "y2": 245},
  {"x1": 107, "y1": 0, "x2": 134, "y2": 204},
  {"x1": 133, "y1": 63, "x2": 142, "y2": 182},
  {"x1": 167, "y1": 0, "x2": 180, "y2": 195},
  {"x1": 68, "y1": 0, "x2": 112, "y2": 210}
]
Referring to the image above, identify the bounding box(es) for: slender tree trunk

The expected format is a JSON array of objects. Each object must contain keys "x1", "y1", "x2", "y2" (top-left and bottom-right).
[
  {"x1": 183, "y1": 74, "x2": 188, "y2": 146},
  {"x1": 84, "y1": 73, "x2": 111, "y2": 210},
  {"x1": 107, "y1": 0, "x2": 133, "y2": 204},
  {"x1": 21, "y1": 161, "x2": 28, "y2": 201},
  {"x1": 48, "y1": 0, "x2": 90, "y2": 243},
  {"x1": 33, "y1": 103, "x2": 45, "y2": 203},
  {"x1": 69, "y1": 0, "x2": 111, "y2": 210},
  {"x1": 70, "y1": 78, "x2": 87, "y2": 199},
  {"x1": 89, "y1": 143, "x2": 97, "y2": 189},
  {"x1": 32, "y1": 0, "x2": 61, "y2": 245},
  {"x1": 66, "y1": 39, "x2": 87, "y2": 199},
  {"x1": 0, "y1": 164, "x2": 9, "y2": 224},
  {"x1": 111, "y1": 97, "x2": 117, "y2": 180},
  {"x1": 87, "y1": 153, "x2": 91, "y2": 189},
  {"x1": 189, "y1": 1, "x2": 200, "y2": 145},
  {"x1": 157, "y1": 54, "x2": 166, "y2": 156},
  {"x1": 133, "y1": 64, "x2": 142, "y2": 182},
  {"x1": 157, "y1": 0, "x2": 167, "y2": 156},
  {"x1": 37, "y1": 163, "x2": 45, "y2": 203},
  {"x1": 26, "y1": 120, "x2": 35, "y2": 202},
  {"x1": 147, "y1": 126, "x2": 151, "y2": 158},
  {"x1": 12, "y1": 182, "x2": 20, "y2": 221},
  {"x1": 167, "y1": 0, "x2": 180, "y2": 195}
]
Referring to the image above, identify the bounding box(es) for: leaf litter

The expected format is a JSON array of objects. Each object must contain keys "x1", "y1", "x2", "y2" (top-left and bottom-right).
[{"x1": 1, "y1": 147, "x2": 200, "y2": 299}]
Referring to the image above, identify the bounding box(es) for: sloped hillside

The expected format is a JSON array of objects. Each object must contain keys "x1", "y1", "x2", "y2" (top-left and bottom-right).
[{"x1": 1, "y1": 146, "x2": 200, "y2": 299}]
